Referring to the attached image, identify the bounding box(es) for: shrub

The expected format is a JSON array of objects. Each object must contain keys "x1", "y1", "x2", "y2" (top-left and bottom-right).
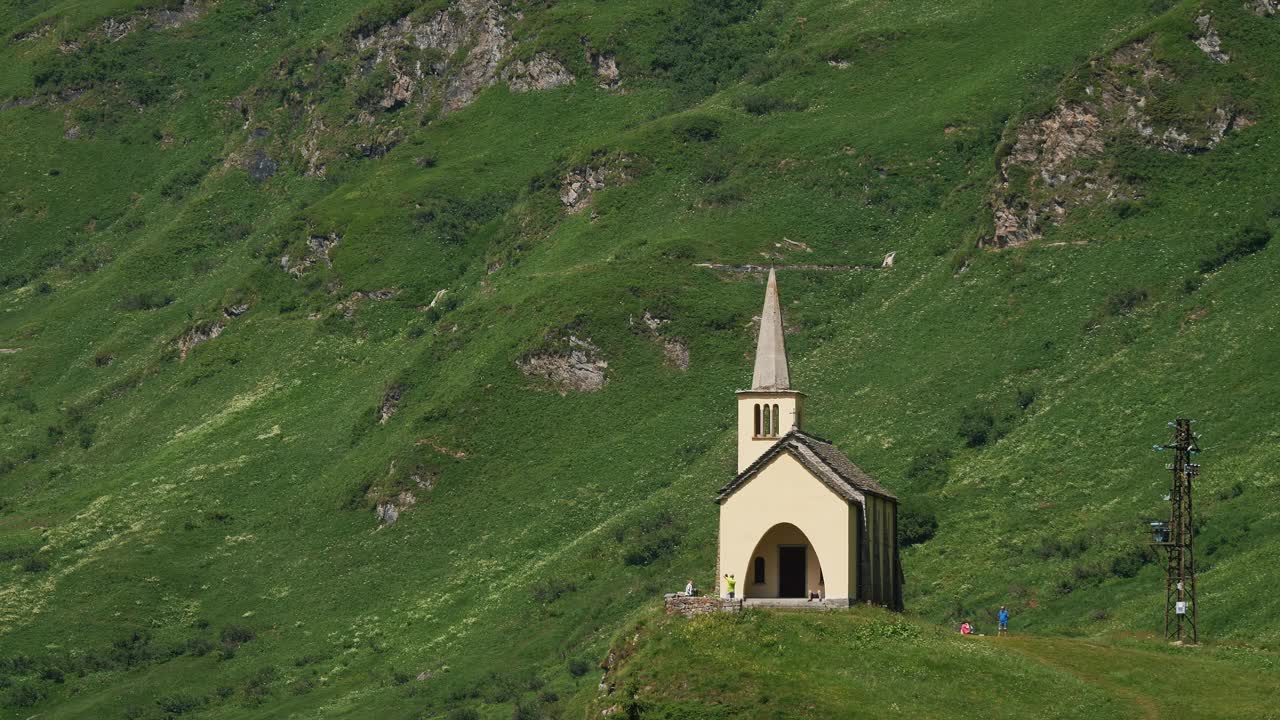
[
  {"x1": 957, "y1": 405, "x2": 997, "y2": 448},
  {"x1": 156, "y1": 693, "x2": 204, "y2": 714},
  {"x1": 118, "y1": 291, "x2": 175, "y2": 311},
  {"x1": 567, "y1": 658, "x2": 590, "y2": 677},
  {"x1": 447, "y1": 709, "x2": 481, "y2": 720},
  {"x1": 22, "y1": 556, "x2": 49, "y2": 573},
  {"x1": 1199, "y1": 222, "x2": 1271, "y2": 273},
  {"x1": 1034, "y1": 535, "x2": 1090, "y2": 560},
  {"x1": 219, "y1": 624, "x2": 255, "y2": 650},
  {"x1": 904, "y1": 448, "x2": 951, "y2": 489},
  {"x1": 616, "y1": 510, "x2": 683, "y2": 567},
  {"x1": 512, "y1": 698, "x2": 542, "y2": 720},
  {"x1": 897, "y1": 498, "x2": 939, "y2": 548},
  {"x1": 737, "y1": 92, "x2": 807, "y2": 115},
  {"x1": 531, "y1": 578, "x2": 578, "y2": 604},
  {"x1": 1108, "y1": 545, "x2": 1155, "y2": 578},
  {"x1": 1102, "y1": 288, "x2": 1148, "y2": 317},
  {"x1": 6, "y1": 683, "x2": 43, "y2": 708},
  {"x1": 671, "y1": 114, "x2": 722, "y2": 143}
]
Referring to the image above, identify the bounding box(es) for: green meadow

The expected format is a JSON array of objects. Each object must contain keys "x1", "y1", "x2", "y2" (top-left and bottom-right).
[{"x1": 0, "y1": 0, "x2": 1277, "y2": 717}]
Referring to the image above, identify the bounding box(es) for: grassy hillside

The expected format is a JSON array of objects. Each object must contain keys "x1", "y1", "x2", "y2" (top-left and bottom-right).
[
  {"x1": 1, "y1": 0, "x2": 1278, "y2": 717},
  {"x1": 587, "y1": 609, "x2": 1280, "y2": 719}
]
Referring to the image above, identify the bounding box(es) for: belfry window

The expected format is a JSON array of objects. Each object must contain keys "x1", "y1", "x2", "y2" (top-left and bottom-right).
[
  {"x1": 773, "y1": 404, "x2": 780, "y2": 435},
  {"x1": 754, "y1": 556, "x2": 766, "y2": 584},
  {"x1": 754, "y1": 404, "x2": 761, "y2": 436},
  {"x1": 761, "y1": 405, "x2": 772, "y2": 438}
]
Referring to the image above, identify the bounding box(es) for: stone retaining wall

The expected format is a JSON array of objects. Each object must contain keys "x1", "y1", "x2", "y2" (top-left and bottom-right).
[{"x1": 664, "y1": 595, "x2": 741, "y2": 617}]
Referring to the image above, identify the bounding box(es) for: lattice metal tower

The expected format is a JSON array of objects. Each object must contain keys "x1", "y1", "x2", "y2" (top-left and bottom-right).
[{"x1": 1153, "y1": 418, "x2": 1200, "y2": 644}]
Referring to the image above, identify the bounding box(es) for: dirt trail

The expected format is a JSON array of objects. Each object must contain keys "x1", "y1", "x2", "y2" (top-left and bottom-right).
[{"x1": 1000, "y1": 636, "x2": 1160, "y2": 720}]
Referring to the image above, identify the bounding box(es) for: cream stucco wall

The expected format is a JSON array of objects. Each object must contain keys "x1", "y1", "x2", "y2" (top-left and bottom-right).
[
  {"x1": 718, "y1": 452, "x2": 855, "y2": 601},
  {"x1": 736, "y1": 391, "x2": 804, "y2": 472}
]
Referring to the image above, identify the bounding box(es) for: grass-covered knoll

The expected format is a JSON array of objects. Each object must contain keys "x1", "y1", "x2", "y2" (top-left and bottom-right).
[
  {"x1": 1, "y1": 0, "x2": 1279, "y2": 716},
  {"x1": 590, "y1": 609, "x2": 1279, "y2": 720}
]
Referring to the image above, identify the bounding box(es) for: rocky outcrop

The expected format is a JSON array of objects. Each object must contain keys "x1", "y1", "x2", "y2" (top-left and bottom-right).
[
  {"x1": 502, "y1": 53, "x2": 575, "y2": 92},
  {"x1": 280, "y1": 233, "x2": 340, "y2": 276},
  {"x1": 245, "y1": 151, "x2": 277, "y2": 182},
  {"x1": 662, "y1": 340, "x2": 690, "y2": 371},
  {"x1": 518, "y1": 335, "x2": 607, "y2": 393},
  {"x1": 375, "y1": 491, "x2": 416, "y2": 526},
  {"x1": 379, "y1": 385, "x2": 402, "y2": 424},
  {"x1": 587, "y1": 49, "x2": 620, "y2": 89},
  {"x1": 94, "y1": 1, "x2": 208, "y2": 44},
  {"x1": 177, "y1": 321, "x2": 223, "y2": 361},
  {"x1": 987, "y1": 40, "x2": 1253, "y2": 248},
  {"x1": 1193, "y1": 15, "x2": 1229, "y2": 63},
  {"x1": 1249, "y1": 0, "x2": 1280, "y2": 16},
  {"x1": 352, "y1": 0, "x2": 572, "y2": 116},
  {"x1": 560, "y1": 159, "x2": 631, "y2": 214}
]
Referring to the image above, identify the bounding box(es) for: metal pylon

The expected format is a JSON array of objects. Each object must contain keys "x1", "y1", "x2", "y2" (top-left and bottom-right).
[{"x1": 1157, "y1": 418, "x2": 1199, "y2": 644}]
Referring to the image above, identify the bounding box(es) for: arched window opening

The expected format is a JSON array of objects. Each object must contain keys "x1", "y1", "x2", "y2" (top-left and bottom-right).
[
  {"x1": 772, "y1": 404, "x2": 781, "y2": 436},
  {"x1": 762, "y1": 405, "x2": 771, "y2": 438},
  {"x1": 754, "y1": 556, "x2": 766, "y2": 584},
  {"x1": 753, "y1": 404, "x2": 761, "y2": 437}
]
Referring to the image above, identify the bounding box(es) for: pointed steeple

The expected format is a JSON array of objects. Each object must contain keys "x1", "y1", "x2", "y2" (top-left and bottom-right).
[{"x1": 751, "y1": 269, "x2": 791, "y2": 391}]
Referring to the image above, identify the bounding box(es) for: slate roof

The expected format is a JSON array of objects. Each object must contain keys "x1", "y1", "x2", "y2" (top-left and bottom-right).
[{"x1": 715, "y1": 430, "x2": 897, "y2": 504}]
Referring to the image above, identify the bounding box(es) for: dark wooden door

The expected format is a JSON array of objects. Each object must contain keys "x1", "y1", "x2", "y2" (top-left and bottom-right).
[{"x1": 778, "y1": 546, "x2": 806, "y2": 598}]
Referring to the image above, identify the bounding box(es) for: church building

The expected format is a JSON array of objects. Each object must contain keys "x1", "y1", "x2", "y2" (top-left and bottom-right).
[{"x1": 716, "y1": 270, "x2": 903, "y2": 609}]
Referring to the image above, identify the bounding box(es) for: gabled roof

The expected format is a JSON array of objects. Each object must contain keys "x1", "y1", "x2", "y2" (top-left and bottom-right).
[
  {"x1": 751, "y1": 268, "x2": 791, "y2": 391},
  {"x1": 715, "y1": 430, "x2": 897, "y2": 504}
]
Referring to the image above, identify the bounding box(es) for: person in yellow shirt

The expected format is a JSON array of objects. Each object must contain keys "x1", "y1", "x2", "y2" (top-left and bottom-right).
[{"x1": 724, "y1": 573, "x2": 737, "y2": 599}]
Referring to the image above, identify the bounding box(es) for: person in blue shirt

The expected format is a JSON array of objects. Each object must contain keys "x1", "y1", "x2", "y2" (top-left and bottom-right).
[{"x1": 998, "y1": 606, "x2": 1010, "y2": 635}]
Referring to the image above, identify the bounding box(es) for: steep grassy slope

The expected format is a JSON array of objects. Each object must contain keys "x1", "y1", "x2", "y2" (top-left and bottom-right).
[
  {"x1": 587, "y1": 609, "x2": 1280, "y2": 719},
  {"x1": 1, "y1": 0, "x2": 1278, "y2": 717}
]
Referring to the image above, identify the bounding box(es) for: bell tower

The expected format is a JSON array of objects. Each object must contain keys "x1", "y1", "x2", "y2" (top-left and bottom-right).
[{"x1": 737, "y1": 269, "x2": 804, "y2": 472}]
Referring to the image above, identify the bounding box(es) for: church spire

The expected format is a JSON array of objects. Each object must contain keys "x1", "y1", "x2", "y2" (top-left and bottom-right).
[{"x1": 751, "y1": 269, "x2": 791, "y2": 391}]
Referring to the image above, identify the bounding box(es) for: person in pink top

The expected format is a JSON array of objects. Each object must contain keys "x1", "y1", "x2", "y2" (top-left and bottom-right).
[{"x1": 960, "y1": 621, "x2": 972, "y2": 635}]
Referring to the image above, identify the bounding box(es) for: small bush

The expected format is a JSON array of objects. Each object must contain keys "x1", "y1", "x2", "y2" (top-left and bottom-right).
[
  {"x1": 567, "y1": 658, "x2": 590, "y2": 677},
  {"x1": 737, "y1": 92, "x2": 807, "y2": 115},
  {"x1": 6, "y1": 683, "x2": 43, "y2": 708},
  {"x1": 1216, "y1": 482, "x2": 1245, "y2": 501},
  {"x1": 22, "y1": 556, "x2": 49, "y2": 573},
  {"x1": 616, "y1": 510, "x2": 683, "y2": 567},
  {"x1": 1102, "y1": 288, "x2": 1149, "y2": 317},
  {"x1": 1199, "y1": 222, "x2": 1271, "y2": 273},
  {"x1": 1034, "y1": 535, "x2": 1090, "y2": 560},
  {"x1": 897, "y1": 498, "x2": 939, "y2": 548},
  {"x1": 118, "y1": 291, "x2": 175, "y2": 311},
  {"x1": 904, "y1": 448, "x2": 950, "y2": 489},
  {"x1": 447, "y1": 708, "x2": 481, "y2": 720},
  {"x1": 1108, "y1": 545, "x2": 1155, "y2": 579},
  {"x1": 156, "y1": 693, "x2": 204, "y2": 715},
  {"x1": 957, "y1": 405, "x2": 997, "y2": 448},
  {"x1": 512, "y1": 698, "x2": 542, "y2": 720},
  {"x1": 219, "y1": 624, "x2": 255, "y2": 650},
  {"x1": 671, "y1": 114, "x2": 722, "y2": 143},
  {"x1": 531, "y1": 578, "x2": 578, "y2": 604}
]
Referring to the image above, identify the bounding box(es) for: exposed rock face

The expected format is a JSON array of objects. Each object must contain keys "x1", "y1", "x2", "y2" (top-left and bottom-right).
[
  {"x1": 560, "y1": 160, "x2": 631, "y2": 214},
  {"x1": 662, "y1": 340, "x2": 690, "y2": 371},
  {"x1": 1249, "y1": 0, "x2": 1280, "y2": 16},
  {"x1": 588, "y1": 49, "x2": 621, "y2": 89},
  {"x1": 987, "y1": 40, "x2": 1253, "y2": 248},
  {"x1": 281, "y1": 233, "x2": 340, "y2": 276},
  {"x1": 503, "y1": 53, "x2": 575, "y2": 92},
  {"x1": 223, "y1": 303, "x2": 250, "y2": 318},
  {"x1": 97, "y1": 1, "x2": 207, "y2": 44},
  {"x1": 379, "y1": 385, "x2": 402, "y2": 424},
  {"x1": 353, "y1": 0, "x2": 573, "y2": 115},
  {"x1": 1193, "y1": 15, "x2": 1230, "y2": 63},
  {"x1": 245, "y1": 151, "x2": 277, "y2": 181},
  {"x1": 375, "y1": 491, "x2": 417, "y2": 525},
  {"x1": 177, "y1": 321, "x2": 224, "y2": 361},
  {"x1": 518, "y1": 335, "x2": 607, "y2": 393}
]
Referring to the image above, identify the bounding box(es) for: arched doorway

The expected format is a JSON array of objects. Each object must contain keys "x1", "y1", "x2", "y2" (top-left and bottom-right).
[{"x1": 743, "y1": 522, "x2": 825, "y2": 599}]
